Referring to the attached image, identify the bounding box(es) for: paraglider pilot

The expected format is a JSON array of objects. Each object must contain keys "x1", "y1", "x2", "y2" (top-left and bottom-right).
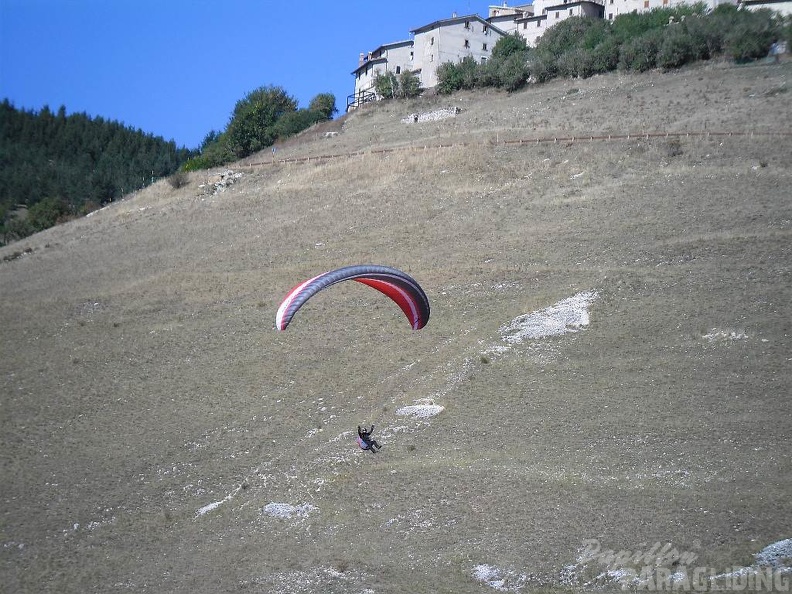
[{"x1": 357, "y1": 424, "x2": 381, "y2": 453}]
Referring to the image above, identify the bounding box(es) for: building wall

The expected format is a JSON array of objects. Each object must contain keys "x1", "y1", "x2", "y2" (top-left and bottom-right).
[
  {"x1": 353, "y1": 58, "x2": 387, "y2": 101},
  {"x1": 352, "y1": 42, "x2": 414, "y2": 102},
  {"x1": 413, "y1": 18, "x2": 504, "y2": 89},
  {"x1": 602, "y1": 0, "x2": 698, "y2": 19},
  {"x1": 742, "y1": 0, "x2": 792, "y2": 15}
]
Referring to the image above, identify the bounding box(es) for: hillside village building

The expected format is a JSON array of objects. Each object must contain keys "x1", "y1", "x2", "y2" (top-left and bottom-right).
[
  {"x1": 350, "y1": 15, "x2": 508, "y2": 110},
  {"x1": 349, "y1": 0, "x2": 790, "y2": 110}
]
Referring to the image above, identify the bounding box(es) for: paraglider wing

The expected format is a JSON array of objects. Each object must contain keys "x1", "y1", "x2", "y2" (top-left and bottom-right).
[{"x1": 275, "y1": 265, "x2": 430, "y2": 331}]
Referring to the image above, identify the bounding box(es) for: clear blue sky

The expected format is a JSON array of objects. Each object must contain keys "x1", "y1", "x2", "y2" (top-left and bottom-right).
[{"x1": 1, "y1": 0, "x2": 485, "y2": 149}]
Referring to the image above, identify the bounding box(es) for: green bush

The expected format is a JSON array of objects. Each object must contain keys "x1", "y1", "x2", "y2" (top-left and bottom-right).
[
  {"x1": 680, "y1": 17, "x2": 721, "y2": 60},
  {"x1": 458, "y1": 56, "x2": 480, "y2": 90},
  {"x1": 657, "y1": 26, "x2": 696, "y2": 69},
  {"x1": 619, "y1": 29, "x2": 663, "y2": 71},
  {"x1": 398, "y1": 71, "x2": 422, "y2": 98},
  {"x1": 589, "y1": 37, "x2": 622, "y2": 73},
  {"x1": 723, "y1": 8, "x2": 779, "y2": 62},
  {"x1": 492, "y1": 32, "x2": 529, "y2": 59},
  {"x1": 308, "y1": 93, "x2": 338, "y2": 120},
  {"x1": 225, "y1": 86, "x2": 298, "y2": 158},
  {"x1": 273, "y1": 109, "x2": 322, "y2": 140},
  {"x1": 527, "y1": 50, "x2": 558, "y2": 83},
  {"x1": 497, "y1": 52, "x2": 530, "y2": 91},
  {"x1": 374, "y1": 70, "x2": 422, "y2": 99},
  {"x1": 374, "y1": 71, "x2": 398, "y2": 99},
  {"x1": 538, "y1": 16, "x2": 596, "y2": 57},
  {"x1": 27, "y1": 196, "x2": 70, "y2": 231},
  {"x1": 436, "y1": 62, "x2": 464, "y2": 94}
]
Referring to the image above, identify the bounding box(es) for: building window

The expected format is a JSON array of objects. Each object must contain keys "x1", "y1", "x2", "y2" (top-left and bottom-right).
[
  {"x1": 569, "y1": 8, "x2": 573, "y2": 14},
  {"x1": 481, "y1": 56, "x2": 487, "y2": 64},
  {"x1": 483, "y1": 43, "x2": 488, "y2": 51},
  {"x1": 537, "y1": 20, "x2": 541, "y2": 26},
  {"x1": 464, "y1": 20, "x2": 470, "y2": 29},
  {"x1": 483, "y1": 24, "x2": 489, "y2": 33},
  {"x1": 464, "y1": 39, "x2": 470, "y2": 48},
  {"x1": 431, "y1": 36, "x2": 434, "y2": 45},
  {"x1": 410, "y1": 51, "x2": 414, "y2": 60},
  {"x1": 396, "y1": 66, "x2": 401, "y2": 74},
  {"x1": 644, "y1": 0, "x2": 649, "y2": 6},
  {"x1": 556, "y1": 11, "x2": 560, "y2": 18},
  {"x1": 608, "y1": 12, "x2": 613, "y2": 18}
]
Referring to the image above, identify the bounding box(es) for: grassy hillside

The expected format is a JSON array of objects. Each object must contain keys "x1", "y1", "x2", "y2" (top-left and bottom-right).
[{"x1": 1, "y1": 60, "x2": 791, "y2": 593}]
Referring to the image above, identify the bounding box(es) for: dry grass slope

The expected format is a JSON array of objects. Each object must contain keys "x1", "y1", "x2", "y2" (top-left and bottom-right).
[{"x1": 1, "y1": 61, "x2": 791, "y2": 593}]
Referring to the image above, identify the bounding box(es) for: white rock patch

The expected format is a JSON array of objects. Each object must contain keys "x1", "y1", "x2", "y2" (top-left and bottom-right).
[
  {"x1": 472, "y1": 564, "x2": 527, "y2": 591},
  {"x1": 755, "y1": 538, "x2": 792, "y2": 569},
  {"x1": 262, "y1": 502, "x2": 318, "y2": 520},
  {"x1": 401, "y1": 107, "x2": 461, "y2": 124},
  {"x1": 702, "y1": 328, "x2": 747, "y2": 342},
  {"x1": 500, "y1": 291, "x2": 598, "y2": 343},
  {"x1": 396, "y1": 400, "x2": 444, "y2": 419}
]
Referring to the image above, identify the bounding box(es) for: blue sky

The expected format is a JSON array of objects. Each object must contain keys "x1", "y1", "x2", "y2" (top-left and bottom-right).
[{"x1": 1, "y1": 0, "x2": 486, "y2": 149}]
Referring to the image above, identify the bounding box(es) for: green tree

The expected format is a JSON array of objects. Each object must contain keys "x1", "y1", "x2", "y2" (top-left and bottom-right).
[
  {"x1": 274, "y1": 109, "x2": 322, "y2": 139},
  {"x1": 27, "y1": 196, "x2": 69, "y2": 231},
  {"x1": 398, "y1": 71, "x2": 422, "y2": 98},
  {"x1": 723, "y1": 8, "x2": 780, "y2": 61},
  {"x1": 436, "y1": 61, "x2": 464, "y2": 94},
  {"x1": 374, "y1": 71, "x2": 399, "y2": 99},
  {"x1": 492, "y1": 32, "x2": 529, "y2": 59},
  {"x1": 308, "y1": 93, "x2": 338, "y2": 120},
  {"x1": 225, "y1": 85, "x2": 298, "y2": 158},
  {"x1": 457, "y1": 56, "x2": 480, "y2": 90}
]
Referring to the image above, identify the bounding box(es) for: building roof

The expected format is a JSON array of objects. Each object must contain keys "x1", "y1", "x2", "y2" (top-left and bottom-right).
[
  {"x1": 373, "y1": 39, "x2": 414, "y2": 51},
  {"x1": 540, "y1": 0, "x2": 605, "y2": 10},
  {"x1": 351, "y1": 56, "x2": 387, "y2": 76},
  {"x1": 351, "y1": 39, "x2": 413, "y2": 75},
  {"x1": 410, "y1": 13, "x2": 508, "y2": 36}
]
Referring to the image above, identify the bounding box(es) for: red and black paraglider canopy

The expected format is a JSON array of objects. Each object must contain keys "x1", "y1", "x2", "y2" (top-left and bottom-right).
[{"x1": 275, "y1": 264, "x2": 430, "y2": 331}]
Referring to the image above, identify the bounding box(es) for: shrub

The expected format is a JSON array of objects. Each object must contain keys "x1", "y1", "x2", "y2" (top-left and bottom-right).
[
  {"x1": 657, "y1": 26, "x2": 696, "y2": 69},
  {"x1": 723, "y1": 8, "x2": 779, "y2": 62},
  {"x1": 375, "y1": 70, "x2": 422, "y2": 99},
  {"x1": 527, "y1": 50, "x2": 558, "y2": 83},
  {"x1": 492, "y1": 32, "x2": 529, "y2": 59},
  {"x1": 680, "y1": 17, "x2": 720, "y2": 61},
  {"x1": 308, "y1": 93, "x2": 337, "y2": 120},
  {"x1": 167, "y1": 170, "x2": 189, "y2": 190},
  {"x1": 619, "y1": 29, "x2": 663, "y2": 71},
  {"x1": 476, "y1": 58, "x2": 501, "y2": 87},
  {"x1": 458, "y1": 56, "x2": 480, "y2": 90},
  {"x1": 225, "y1": 86, "x2": 298, "y2": 158},
  {"x1": 538, "y1": 16, "x2": 596, "y2": 57},
  {"x1": 436, "y1": 61, "x2": 464, "y2": 94},
  {"x1": 398, "y1": 71, "x2": 422, "y2": 98},
  {"x1": 589, "y1": 37, "x2": 621, "y2": 73},
  {"x1": 27, "y1": 196, "x2": 69, "y2": 231},
  {"x1": 374, "y1": 71, "x2": 398, "y2": 99},
  {"x1": 497, "y1": 52, "x2": 530, "y2": 91},
  {"x1": 273, "y1": 109, "x2": 322, "y2": 140}
]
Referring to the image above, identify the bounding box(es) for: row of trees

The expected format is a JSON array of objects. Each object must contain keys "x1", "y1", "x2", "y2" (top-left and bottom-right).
[
  {"x1": 184, "y1": 87, "x2": 338, "y2": 170},
  {"x1": 1, "y1": 87, "x2": 339, "y2": 243},
  {"x1": 0, "y1": 100, "x2": 194, "y2": 243},
  {"x1": 436, "y1": 4, "x2": 791, "y2": 94}
]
